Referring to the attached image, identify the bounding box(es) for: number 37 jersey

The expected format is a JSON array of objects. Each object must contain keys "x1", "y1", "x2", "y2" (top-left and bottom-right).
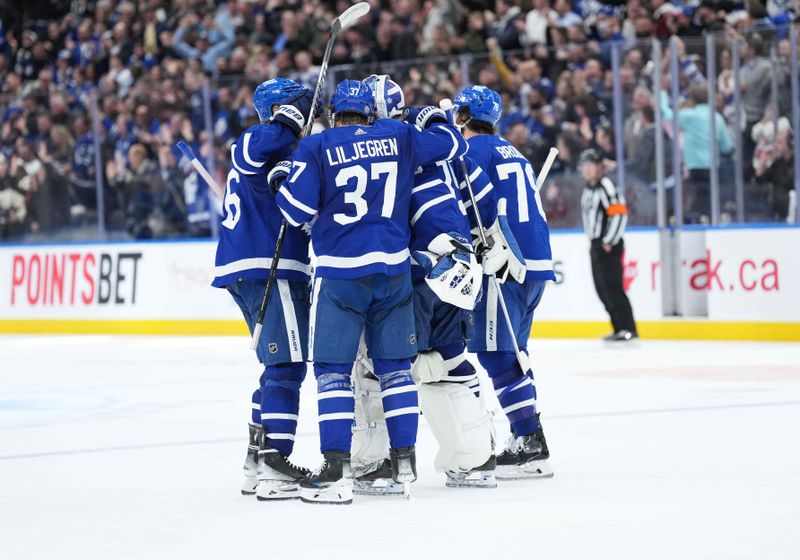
[
  {"x1": 276, "y1": 119, "x2": 467, "y2": 279},
  {"x1": 467, "y1": 134, "x2": 555, "y2": 282},
  {"x1": 212, "y1": 122, "x2": 311, "y2": 288}
]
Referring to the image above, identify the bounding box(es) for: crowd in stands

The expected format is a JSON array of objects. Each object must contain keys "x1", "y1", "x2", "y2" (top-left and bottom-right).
[{"x1": 0, "y1": 0, "x2": 797, "y2": 240}]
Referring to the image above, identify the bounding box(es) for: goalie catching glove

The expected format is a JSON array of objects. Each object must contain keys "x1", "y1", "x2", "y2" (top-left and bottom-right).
[
  {"x1": 476, "y1": 198, "x2": 526, "y2": 284},
  {"x1": 412, "y1": 232, "x2": 482, "y2": 310}
]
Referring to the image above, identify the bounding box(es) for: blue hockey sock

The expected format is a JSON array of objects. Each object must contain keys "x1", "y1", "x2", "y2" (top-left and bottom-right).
[
  {"x1": 436, "y1": 342, "x2": 480, "y2": 397},
  {"x1": 314, "y1": 362, "x2": 355, "y2": 453},
  {"x1": 373, "y1": 358, "x2": 418, "y2": 449},
  {"x1": 478, "y1": 351, "x2": 539, "y2": 437},
  {"x1": 260, "y1": 363, "x2": 306, "y2": 456}
]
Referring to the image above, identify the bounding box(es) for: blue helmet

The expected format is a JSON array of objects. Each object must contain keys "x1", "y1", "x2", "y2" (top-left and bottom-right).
[
  {"x1": 452, "y1": 85, "x2": 503, "y2": 126},
  {"x1": 330, "y1": 79, "x2": 374, "y2": 118},
  {"x1": 253, "y1": 78, "x2": 306, "y2": 123},
  {"x1": 363, "y1": 74, "x2": 405, "y2": 119}
]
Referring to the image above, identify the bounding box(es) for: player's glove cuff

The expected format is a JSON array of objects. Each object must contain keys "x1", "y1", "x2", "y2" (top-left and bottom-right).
[
  {"x1": 405, "y1": 106, "x2": 449, "y2": 129},
  {"x1": 271, "y1": 105, "x2": 306, "y2": 137},
  {"x1": 267, "y1": 160, "x2": 292, "y2": 195}
]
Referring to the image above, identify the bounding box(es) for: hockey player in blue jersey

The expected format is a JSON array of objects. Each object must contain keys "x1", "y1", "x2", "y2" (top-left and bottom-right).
[
  {"x1": 211, "y1": 78, "x2": 315, "y2": 500},
  {"x1": 271, "y1": 79, "x2": 468, "y2": 504},
  {"x1": 452, "y1": 85, "x2": 556, "y2": 479},
  {"x1": 351, "y1": 75, "x2": 500, "y2": 493}
]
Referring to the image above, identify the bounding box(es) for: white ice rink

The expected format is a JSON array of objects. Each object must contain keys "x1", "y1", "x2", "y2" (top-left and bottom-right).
[{"x1": 1, "y1": 335, "x2": 799, "y2": 560}]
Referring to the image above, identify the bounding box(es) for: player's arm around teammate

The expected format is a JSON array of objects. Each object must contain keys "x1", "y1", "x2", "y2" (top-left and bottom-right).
[
  {"x1": 272, "y1": 80, "x2": 467, "y2": 504},
  {"x1": 211, "y1": 78, "x2": 317, "y2": 501}
]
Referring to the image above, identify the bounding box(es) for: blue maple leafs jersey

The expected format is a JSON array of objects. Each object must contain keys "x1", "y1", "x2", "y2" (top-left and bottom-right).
[
  {"x1": 276, "y1": 119, "x2": 467, "y2": 279},
  {"x1": 409, "y1": 157, "x2": 498, "y2": 280},
  {"x1": 212, "y1": 122, "x2": 311, "y2": 288},
  {"x1": 466, "y1": 134, "x2": 555, "y2": 281}
]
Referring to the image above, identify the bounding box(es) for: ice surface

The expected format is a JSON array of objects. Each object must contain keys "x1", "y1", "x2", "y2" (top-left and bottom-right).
[{"x1": 1, "y1": 335, "x2": 799, "y2": 559}]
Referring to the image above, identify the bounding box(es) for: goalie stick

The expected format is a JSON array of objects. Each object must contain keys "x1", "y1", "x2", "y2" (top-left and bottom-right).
[
  {"x1": 249, "y1": 1, "x2": 371, "y2": 350},
  {"x1": 439, "y1": 98, "x2": 558, "y2": 372}
]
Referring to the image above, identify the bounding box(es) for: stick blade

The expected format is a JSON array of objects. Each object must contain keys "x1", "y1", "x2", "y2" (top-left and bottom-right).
[{"x1": 334, "y1": 2, "x2": 370, "y2": 33}]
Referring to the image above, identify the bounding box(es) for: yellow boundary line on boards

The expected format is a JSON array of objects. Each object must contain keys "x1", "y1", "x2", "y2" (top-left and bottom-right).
[{"x1": 1, "y1": 319, "x2": 799, "y2": 342}]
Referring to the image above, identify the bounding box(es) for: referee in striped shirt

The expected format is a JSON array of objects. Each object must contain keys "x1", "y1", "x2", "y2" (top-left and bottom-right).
[{"x1": 578, "y1": 149, "x2": 638, "y2": 341}]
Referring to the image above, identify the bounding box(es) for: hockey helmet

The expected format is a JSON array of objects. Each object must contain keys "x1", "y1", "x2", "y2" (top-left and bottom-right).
[
  {"x1": 452, "y1": 85, "x2": 503, "y2": 126},
  {"x1": 253, "y1": 78, "x2": 307, "y2": 123},
  {"x1": 330, "y1": 79, "x2": 374, "y2": 117}
]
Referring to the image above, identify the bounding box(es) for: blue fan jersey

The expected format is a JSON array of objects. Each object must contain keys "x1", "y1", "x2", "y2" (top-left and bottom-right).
[
  {"x1": 212, "y1": 122, "x2": 311, "y2": 288},
  {"x1": 466, "y1": 135, "x2": 555, "y2": 281},
  {"x1": 276, "y1": 119, "x2": 467, "y2": 279}
]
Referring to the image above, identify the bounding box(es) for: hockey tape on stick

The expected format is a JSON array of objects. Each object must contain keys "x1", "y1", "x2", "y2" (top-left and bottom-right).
[{"x1": 176, "y1": 141, "x2": 224, "y2": 199}]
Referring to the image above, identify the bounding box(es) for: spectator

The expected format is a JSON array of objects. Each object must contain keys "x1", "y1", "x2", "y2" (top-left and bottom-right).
[
  {"x1": 755, "y1": 129, "x2": 795, "y2": 222},
  {"x1": 0, "y1": 153, "x2": 27, "y2": 239},
  {"x1": 660, "y1": 84, "x2": 734, "y2": 222},
  {"x1": 739, "y1": 35, "x2": 772, "y2": 168},
  {"x1": 627, "y1": 105, "x2": 674, "y2": 186}
]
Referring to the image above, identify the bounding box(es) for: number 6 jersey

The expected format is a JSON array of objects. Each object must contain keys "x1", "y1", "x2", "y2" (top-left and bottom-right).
[
  {"x1": 275, "y1": 119, "x2": 467, "y2": 279},
  {"x1": 211, "y1": 122, "x2": 312, "y2": 288}
]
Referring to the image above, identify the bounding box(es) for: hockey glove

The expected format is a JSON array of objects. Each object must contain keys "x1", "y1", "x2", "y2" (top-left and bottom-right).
[
  {"x1": 404, "y1": 106, "x2": 450, "y2": 129},
  {"x1": 477, "y1": 200, "x2": 526, "y2": 284},
  {"x1": 267, "y1": 160, "x2": 292, "y2": 195},
  {"x1": 270, "y1": 89, "x2": 316, "y2": 137}
]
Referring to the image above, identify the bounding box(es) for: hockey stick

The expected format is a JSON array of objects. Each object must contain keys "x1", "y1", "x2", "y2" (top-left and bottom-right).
[
  {"x1": 440, "y1": 99, "x2": 558, "y2": 372},
  {"x1": 176, "y1": 141, "x2": 224, "y2": 199},
  {"x1": 249, "y1": 1, "x2": 371, "y2": 351}
]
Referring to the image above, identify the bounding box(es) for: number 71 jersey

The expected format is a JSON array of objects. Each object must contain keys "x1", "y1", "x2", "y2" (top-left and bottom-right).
[
  {"x1": 276, "y1": 118, "x2": 467, "y2": 279},
  {"x1": 467, "y1": 134, "x2": 555, "y2": 282}
]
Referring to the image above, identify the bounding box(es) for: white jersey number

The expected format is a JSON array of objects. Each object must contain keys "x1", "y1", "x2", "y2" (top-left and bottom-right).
[
  {"x1": 333, "y1": 162, "x2": 398, "y2": 225},
  {"x1": 221, "y1": 168, "x2": 242, "y2": 230},
  {"x1": 496, "y1": 161, "x2": 547, "y2": 223}
]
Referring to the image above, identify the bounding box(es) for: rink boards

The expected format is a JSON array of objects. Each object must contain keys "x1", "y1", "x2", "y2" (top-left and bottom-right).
[{"x1": 1, "y1": 226, "x2": 798, "y2": 341}]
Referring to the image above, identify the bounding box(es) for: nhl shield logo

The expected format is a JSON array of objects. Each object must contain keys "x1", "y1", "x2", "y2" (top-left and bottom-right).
[
  {"x1": 268, "y1": 342, "x2": 278, "y2": 354},
  {"x1": 409, "y1": 333, "x2": 417, "y2": 345}
]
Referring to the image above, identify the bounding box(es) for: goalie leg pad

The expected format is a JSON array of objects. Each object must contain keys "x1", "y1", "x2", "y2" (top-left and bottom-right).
[
  {"x1": 412, "y1": 349, "x2": 446, "y2": 384},
  {"x1": 351, "y1": 370, "x2": 390, "y2": 470},
  {"x1": 418, "y1": 382, "x2": 493, "y2": 473}
]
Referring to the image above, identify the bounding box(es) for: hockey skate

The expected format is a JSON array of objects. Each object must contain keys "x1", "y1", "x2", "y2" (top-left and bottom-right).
[
  {"x1": 445, "y1": 455, "x2": 498, "y2": 488},
  {"x1": 495, "y1": 421, "x2": 554, "y2": 480},
  {"x1": 353, "y1": 458, "x2": 406, "y2": 496},
  {"x1": 389, "y1": 446, "x2": 417, "y2": 498},
  {"x1": 241, "y1": 423, "x2": 263, "y2": 495},
  {"x1": 299, "y1": 451, "x2": 354, "y2": 505},
  {"x1": 255, "y1": 448, "x2": 311, "y2": 501}
]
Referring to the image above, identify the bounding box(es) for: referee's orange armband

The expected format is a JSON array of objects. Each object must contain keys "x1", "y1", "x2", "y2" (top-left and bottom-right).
[{"x1": 607, "y1": 203, "x2": 628, "y2": 216}]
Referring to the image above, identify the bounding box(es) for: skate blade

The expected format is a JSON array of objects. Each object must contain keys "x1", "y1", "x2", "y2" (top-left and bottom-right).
[
  {"x1": 299, "y1": 480, "x2": 354, "y2": 505},
  {"x1": 256, "y1": 480, "x2": 301, "y2": 501},
  {"x1": 353, "y1": 479, "x2": 406, "y2": 496},
  {"x1": 445, "y1": 472, "x2": 498, "y2": 489},
  {"x1": 495, "y1": 460, "x2": 554, "y2": 480}
]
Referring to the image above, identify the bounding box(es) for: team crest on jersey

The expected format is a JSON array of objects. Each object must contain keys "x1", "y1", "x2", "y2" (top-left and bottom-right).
[
  {"x1": 354, "y1": 128, "x2": 367, "y2": 135},
  {"x1": 268, "y1": 342, "x2": 278, "y2": 353}
]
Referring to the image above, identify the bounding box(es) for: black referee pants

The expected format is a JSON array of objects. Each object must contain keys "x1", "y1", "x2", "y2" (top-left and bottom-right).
[{"x1": 590, "y1": 239, "x2": 637, "y2": 335}]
